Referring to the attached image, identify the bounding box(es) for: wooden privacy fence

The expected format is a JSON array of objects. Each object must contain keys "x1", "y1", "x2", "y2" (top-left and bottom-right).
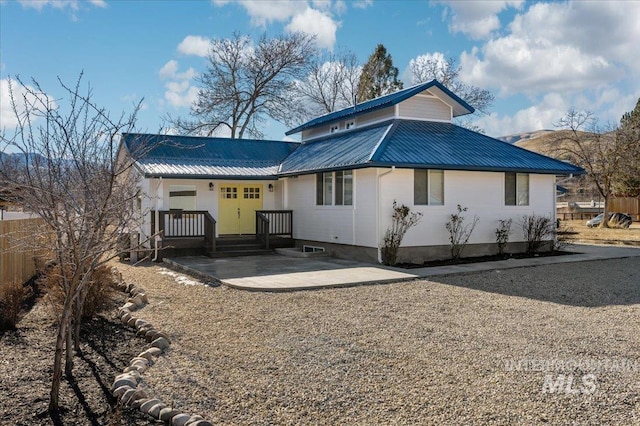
[
  {"x1": 610, "y1": 197, "x2": 640, "y2": 221},
  {"x1": 0, "y1": 218, "x2": 50, "y2": 285}
]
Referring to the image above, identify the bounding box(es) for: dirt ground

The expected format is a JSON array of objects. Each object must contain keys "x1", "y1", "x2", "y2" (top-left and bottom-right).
[{"x1": 0, "y1": 290, "x2": 150, "y2": 426}]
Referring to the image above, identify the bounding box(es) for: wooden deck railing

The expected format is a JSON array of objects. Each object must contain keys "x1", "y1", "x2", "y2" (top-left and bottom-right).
[
  {"x1": 152, "y1": 210, "x2": 216, "y2": 253},
  {"x1": 255, "y1": 210, "x2": 293, "y2": 249}
]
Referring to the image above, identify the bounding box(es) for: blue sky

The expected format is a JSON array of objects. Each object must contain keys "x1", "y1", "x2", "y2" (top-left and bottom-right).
[{"x1": 2, "y1": 0, "x2": 639, "y2": 140}]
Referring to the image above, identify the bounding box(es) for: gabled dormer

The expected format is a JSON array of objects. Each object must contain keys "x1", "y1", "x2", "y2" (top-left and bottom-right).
[{"x1": 286, "y1": 79, "x2": 475, "y2": 142}]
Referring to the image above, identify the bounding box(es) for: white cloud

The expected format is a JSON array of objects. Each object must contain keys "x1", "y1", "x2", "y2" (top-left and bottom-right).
[
  {"x1": 353, "y1": 0, "x2": 372, "y2": 9},
  {"x1": 213, "y1": 0, "x2": 340, "y2": 49},
  {"x1": 458, "y1": 1, "x2": 640, "y2": 97},
  {"x1": 0, "y1": 78, "x2": 53, "y2": 129},
  {"x1": 474, "y1": 93, "x2": 568, "y2": 137},
  {"x1": 158, "y1": 61, "x2": 198, "y2": 109},
  {"x1": 177, "y1": 35, "x2": 211, "y2": 57},
  {"x1": 474, "y1": 85, "x2": 640, "y2": 137},
  {"x1": 18, "y1": 0, "x2": 106, "y2": 11},
  {"x1": 285, "y1": 7, "x2": 339, "y2": 49},
  {"x1": 438, "y1": 0, "x2": 524, "y2": 39}
]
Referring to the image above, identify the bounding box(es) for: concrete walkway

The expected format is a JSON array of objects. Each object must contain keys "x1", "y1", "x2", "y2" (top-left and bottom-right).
[{"x1": 164, "y1": 244, "x2": 640, "y2": 291}]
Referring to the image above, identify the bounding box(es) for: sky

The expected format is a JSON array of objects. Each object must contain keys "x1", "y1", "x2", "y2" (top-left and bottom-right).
[{"x1": 1, "y1": 0, "x2": 639, "y2": 140}]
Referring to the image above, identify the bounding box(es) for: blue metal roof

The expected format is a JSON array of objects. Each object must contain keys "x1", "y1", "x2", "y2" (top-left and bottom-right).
[
  {"x1": 279, "y1": 120, "x2": 584, "y2": 176},
  {"x1": 371, "y1": 121, "x2": 584, "y2": 175},
  {"x1": 285, "y1": 79, "x2": 475, "y2": 136},
  {"x1": 122, "y1": 133, "x2": 299, "y2": 179},
  {"x1": 279, "y1": 122, "x2": 391, "y2": 174}
]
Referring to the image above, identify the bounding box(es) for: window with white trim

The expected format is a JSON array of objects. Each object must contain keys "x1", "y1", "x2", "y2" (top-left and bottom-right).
[
  {"x1": 414, "y1": 170, "x2": 444, "y2": 205},
  {"x1": 345, "y1": 120, "x2": 356, "y2": 130},
  {"x1": 316, "y1": 170, "x2": 353, "y2": 206},
  {"x1": 330, "y1": 124, "x2": 340, "y2": 133},
  {"x1": 505, "y1": 172, "x2": 529, "y2": 206}
]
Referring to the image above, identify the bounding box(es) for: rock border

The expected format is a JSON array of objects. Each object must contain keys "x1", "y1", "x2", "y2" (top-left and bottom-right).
[{"x1": 111, "y1": 271, "x2": 213, "y2": 426}]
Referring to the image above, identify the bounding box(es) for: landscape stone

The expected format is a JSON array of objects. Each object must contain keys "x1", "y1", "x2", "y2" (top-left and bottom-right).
[
  {"x1": 171, "y1": 414, "x2": 192, "y2": 426},
  {"x1": 160, "y1": 407, "x2": 181, "y2": 422},
  {"x1": 112, "y1": 376, "x2": 137, "y2": 390},
  {"x1": 139, "y1": 398, "x2": 162, "y2": 413},
  {"x1": 112, "y1": 385, "x2": 132, "y2": 398},
  {"x1": 134, "y1": 318, "x2": 148, "y2": 328},
  {"x1": 120, "y1": 388, "x2": 137, "y2": 405},
  {"x1": 185, "y1": 415, "x2": 204, "y2": 425},
  {"x1": 151, "y1": 336, "x2": 170, "y2": 350},
  {"x1": 120, "y1": 313, "x2": 132, "y2": 324},
  {"x1": 147, "y1": 402, "x2": 166, "y2": 419}
]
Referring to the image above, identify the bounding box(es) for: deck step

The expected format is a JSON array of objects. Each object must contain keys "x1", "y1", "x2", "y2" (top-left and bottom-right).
[{"x1": 208, "y1": 248, "x2": 274, "y2": 258}]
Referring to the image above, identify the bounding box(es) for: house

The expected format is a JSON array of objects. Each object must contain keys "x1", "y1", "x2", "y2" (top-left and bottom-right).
[{"x1": 120, "y1": 80, "x2": 583, "y2": 263}]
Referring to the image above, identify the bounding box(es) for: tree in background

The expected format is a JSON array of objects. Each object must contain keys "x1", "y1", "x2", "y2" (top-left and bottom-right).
[
  {"x1": 292, "y1": 49, "x2": 361, "y2": 122},
  {"x1": 409, "y1": 53, "x2": 494, "y2": 131},
  {"x1": 615, "y1": 98, "x2": 640, "y2": 197},
  {"x1": 171, "y1": 32, "x2": 317, "y2": 139},
  {"x1": 356, "y1": 44, "x2": 403, "y2": 102},
  {"x1": 0, "y1": 74, "x2": 148, "y2": 414},
  {"x1": 554, "y1": 109, "x2": 628, "y2": 228}
]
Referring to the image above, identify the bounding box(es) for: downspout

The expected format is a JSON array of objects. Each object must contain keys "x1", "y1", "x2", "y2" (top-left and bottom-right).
[
  {"x1": 376, "y1": 166, "x2": 395, "y2": 263},
  {"x1": 151, "y1": 177, "x2": 163, "y2": 262}
]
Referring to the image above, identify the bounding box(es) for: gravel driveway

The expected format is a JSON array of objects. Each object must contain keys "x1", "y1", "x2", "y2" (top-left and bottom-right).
[{"x1": 116, "y1": 257, "x2": 640, "y2": 425}]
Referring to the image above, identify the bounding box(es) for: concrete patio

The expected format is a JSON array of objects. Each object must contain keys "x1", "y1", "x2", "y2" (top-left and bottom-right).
[{"x1": 164, "y1": 244, "x2": 640, "y2": 291}]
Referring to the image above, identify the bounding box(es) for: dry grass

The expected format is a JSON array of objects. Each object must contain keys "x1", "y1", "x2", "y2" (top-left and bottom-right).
[
  {"x1": 560, "y1": 220, "x2": 640, "y2": 245},
  {"x1": 40, "y1": 264, "x2": 118, "y2": 320},
  {"x1": 0, "y1": 280, "x2": 29, "y2": 331}
]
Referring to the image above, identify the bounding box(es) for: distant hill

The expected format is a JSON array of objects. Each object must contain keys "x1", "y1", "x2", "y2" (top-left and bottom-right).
[
  {"x1": 497, "y1": 130, "x2": 556, "y2": 145},
  {"x1": 499, "y1": 129, "x2": 605, "y2": 202}
]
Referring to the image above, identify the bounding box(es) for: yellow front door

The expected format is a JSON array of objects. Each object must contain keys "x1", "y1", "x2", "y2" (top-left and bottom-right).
[{"x1": 218, "y1": 184, "x2": 263, "y2": 235}]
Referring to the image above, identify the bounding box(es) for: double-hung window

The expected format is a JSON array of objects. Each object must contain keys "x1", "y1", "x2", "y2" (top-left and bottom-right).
[
  {"x1": 414, "y1": 169, "x2": 444, "y2": 205},
  {"x1": 505, "y1": 172, "x2": 529, "y2": 206},
  {"x1": 316, "y1": 170, "x2": 353, "y2": 206}
]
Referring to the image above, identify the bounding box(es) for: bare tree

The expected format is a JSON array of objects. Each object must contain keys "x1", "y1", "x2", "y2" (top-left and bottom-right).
[
  {"x1": 171, "y1": 32, "x2": 317, "y2": 139},
  {"x1": 554, "y1": 109, "x2": 628, "y2": 228},
  {"x1": 0, "y1": 74, "x2": 149, "y2": 414},
  {"x1": 409, "y1": 53, "x2": 494, "y2": 132},
  {"x1": 292, "y1": 49, "x2": 361, "y2": 122}
]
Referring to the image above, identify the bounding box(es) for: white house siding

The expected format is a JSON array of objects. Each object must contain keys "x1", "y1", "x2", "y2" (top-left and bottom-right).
[
  {"x1": 300, "y1": 107, "x2": 395, "y2": 142},
  {"x1": 356, "y1": 106, "x2": 395, "y2": 128},
  {"x1": 140, "y1": 177, "x2": 281, "y2": 239},
  {"x1": 378, "y1": 168, "x2": 556, "y2": 248},
  {"x1": 397, "y1": 95, "x2": 452, "y2": 122},
  {"x1": 285, "y1": 170, "x2": 378, "y2": 247}
]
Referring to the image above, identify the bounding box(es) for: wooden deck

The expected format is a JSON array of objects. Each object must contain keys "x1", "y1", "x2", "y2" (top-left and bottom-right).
[{"x1": 151, "y1": 210, "x2": 294, "y2": 259}]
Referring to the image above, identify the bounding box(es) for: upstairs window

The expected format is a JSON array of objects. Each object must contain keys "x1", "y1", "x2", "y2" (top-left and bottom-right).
[
  {"x1": 330, "y1": 124, "x2": 340, "y2": 133},
  {"x1": 414, "y1": 170, "x2": 444, "y2": 205},
  {"x1": 345, "y1": 121, "x2": 356, "y2": 130},
  {"x1": 316, "y1": 170, "x2": 353, "y2": 206},
  {"x1": 505, "y1": 172, "x2": 529, "y2": 206}
]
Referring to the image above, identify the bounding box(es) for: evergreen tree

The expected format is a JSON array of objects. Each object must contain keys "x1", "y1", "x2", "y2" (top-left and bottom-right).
[{"x1": 356, "y1": 44, "x2": 403, "y2": 102}]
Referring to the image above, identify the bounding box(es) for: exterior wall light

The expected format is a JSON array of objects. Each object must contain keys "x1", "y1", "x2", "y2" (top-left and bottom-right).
[
  {"x1": 268, "y1": 183, "x2": 274, "y2": 192},
  {"x1": 209, "y1": 182, "x2": 214, "y2": 191}
]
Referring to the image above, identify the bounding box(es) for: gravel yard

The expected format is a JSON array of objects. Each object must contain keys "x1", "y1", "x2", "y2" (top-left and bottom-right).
[{"x1": 116, "y1": 257, "x2": 640, "y2": 425}]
